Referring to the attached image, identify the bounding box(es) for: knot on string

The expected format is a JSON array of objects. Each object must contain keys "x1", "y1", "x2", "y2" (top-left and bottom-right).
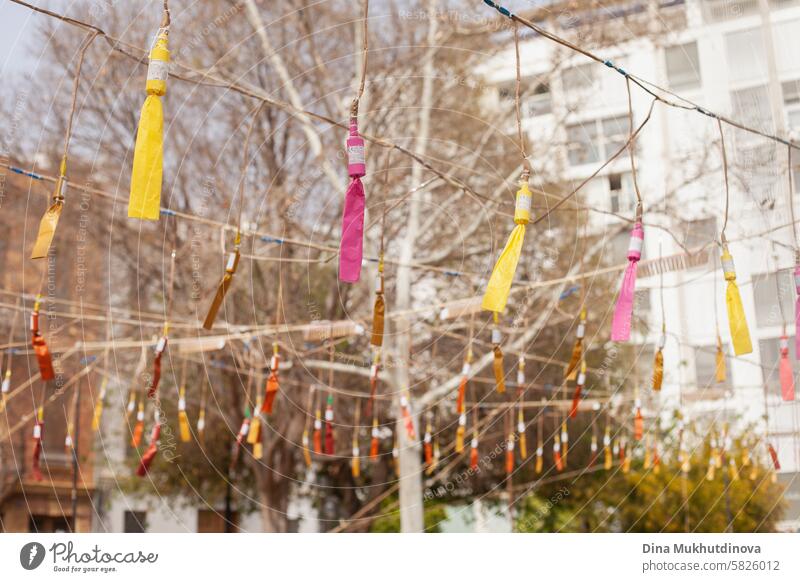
[
  {"x1": 603, "y1": 59, "x2": 628, "y2": 77},
  {"x1": 483, "y1": 0, "x2": 514, "y2": 18}
]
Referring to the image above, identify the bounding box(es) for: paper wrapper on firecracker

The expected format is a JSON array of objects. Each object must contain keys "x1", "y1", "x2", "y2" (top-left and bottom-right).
[
  {"x1": 535, "y1": 445, "x2": 543, "y2": 474},
  {"x1": 795, "y1": 262, "x2": 800, "y2": 358},
  {"x1": 652, "y1": 335, "x2": 664, "y2": 391},
  {"x1": 553, "y1": 437, "x2": 563, "y2": 471},
  {"x1": 565, "y1": 313, "x2": 585, "y2": 380},
  {"x1": 569, "y1": 363, "x2": 586, "y2": 419},
  {"x1": 589, "y1": 435, "x2": 598, "y2": 467},
  {"x1": 455, "y1": 413, "x2": 466, "y2": 453},
  {"x1": 728, "y1": 458, "x2": 739, "y2": 481},
  {"x1": 456, "y1": 357, "x2": 470, "y2": 414},
  {"x1": 482, "y1": 181, "x2": 532, "y2": 312},
  {"x1": 262, "y1": 346, "x2": 280, "y2": 413},
  {"x1": 31, "y1": 161, "x2": 67, "y2": 259},
  {"x1": 424, "y1": 426, "x2": 433, "y2": 467},
  {"x1": 470, "y1": 438, "x2": 479, "y2": 471},
  {"x1": 561, "y1": 423, "x2": 569, "y2": 467},
  {"x1": 603, "y1": 429, "x2": 612, "y2": 470},
  {"x1": 136, "y1": 422, "x2": 162, "y2": 477},
  {"x1": 197, "y1": 408, "x2": 206, "y2": 445},
  {"x1": 31, "y1": 408, "x2": 44, "y2": 482},
  {"x1": 369, "y1": 419, "x2": 379, "y2": 459},
  {"x1": 131, "y1": 403, "x2": 145, "y2": 447},
  {"x1": 324, "y1": 396, "x2": 335, "y2": 455},
  {"x1": 148, "y1": 335, "x2": 167, "y2": 399},
  {"x1": 721, "y1": 248, "x2": 753, "y2": 355},
  {"x1": 313, "y1": 411, "x2": 322, "y2": 454},
  {"x1": 779, "y1": 336, "x2": 795, "y2": 401},
  {"x1": 203, "y1": 247, "x2": 241, "y2": 330},
  {"x1": 177, "y1": 390, "x2": 191, "y2": 443},
  {"x1": 715, "y1": 335, "x2": 726, "y2": 383},
  {"x1": 634, "y1": 403, "x2": 643, "y2": 441},
  {"x1": 371, "y1": 266, "x2": 385, "y2": 347},
  {"x1": 247, "y1": 408, "x2": 261, "y2": 446},
  {"x1": 129, "y1": 31, "x2": 169, "y2": 220},
  {"x1": 611, "y1": 222, "x2": 643, "y2": 341},
  {"x1": 351, "y1": 447, "x2": 360, "y2": 478},
  {"x1": 768, "y1": 443, "x2": 781, "y2": 471},
  {"x1": 91, "y1": 378, "x2": 108, "y2": 432},
  {"x1": 339, "y1": 118, "x2": 367, "y2": 282},
  {"x1": 517, "y1": 414, "x2": 527, "y2": 460},
  {"x1": 30, "y1": 300, "x2": 55, "y2": 381},
  {"x1": 505, "y1": 436, "x2": 515, "y2": 474},
  {"x1": 400, "y1": 393, "x2": 415, "y2": 440}
]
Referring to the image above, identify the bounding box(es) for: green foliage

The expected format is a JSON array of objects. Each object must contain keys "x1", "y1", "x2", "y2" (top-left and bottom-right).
[{"x1": 369, "y1": 497, "x2": 448, "y2": 533}]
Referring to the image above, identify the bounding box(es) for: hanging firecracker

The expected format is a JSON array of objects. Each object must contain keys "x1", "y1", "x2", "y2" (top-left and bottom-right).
[
  {"x1": 367, "y1": 351, "x2": 380, "y2": 418},
  {"x1": 31, "y1": 157, "x2": 68, "y2": 259},
  {"x1": 197, "y1": 407, "x2": 206, "y2": 446},
  {"x1": 517, "y1": 410, "x2": 527, "y2": 461},
  {"x1": 633, "y1": 399, "x2": 643, "y2": 441},
  {"x1": 339, "y1": 116, "x2": 367, "y2": 283},
  {"x1": 128, "y1": 17, "x2": 170, "y2": 221},
  {"x1": 553, "y1": 434, "x2": 563, "y2": 472},
  {"x1": 456, "y1": 351, "x2": 471, "y2": 418},
  {"x1": 399, "y1": 392, "x2": 415, "y2": 440},
  {"x1": 231, "y1": 407, "x2": 251, "y2": 469},
  {"x1": 0, "y1": 370, "x2": 10, "y2": 412},
  {"x1": 715, "y1": 334, "x2": 726, "y2": 383},
  {"x1": 177, "y1": 385, "x2": 191, "y2": 443},
  {"x1": 482, "y1": 173, "x2": 532, "y2": 313},
  {"x1": 248, "y1": 399, "x2": 263, "y2": 460},
  {"x1": 203, "y1": 232, "x2": 241, "y2": 330},
  {"x1": 324, "y1": 395, "x2": 335, "y2": 455},
  {"x1": 455, "y1": 412, "x2": 466, "y2": 454},
  {"x1": 136, "y1": 414, "x2": 162, "y2": 477},
  {"x1": 125, "y1": 391, "x2": 137, "y2": 420},
  {"x1": 589, "y1": 434, "x2": 598, "y2": 468},
  {"x1": 505, "y1": 431, "x2": 515, "y2": 475},
  {"x1": 644, "y1": 436, "x2": 652, "y2": 470},
  {"x1": 779, "y1": 335, "x2": 795, "y2": 401},
  {"x1": 148, "y1": 331, "x2": 167, "y2": 399},
  {"x1": 652, "y1": 331, "x2": 665, "y2": 391},
  {"x1": 432, "y1": 437, "x2": 441, "y2": 473},
  {"x1": 423, "y1": 418, "x2": 433, "y2": 469},
  {"x1": 621, "y1": 441, "x2": 631, "y2": 473},
  {"x1": 491, "y1": 314, "x2": 505, "y2": 394},
  {"x1": 371, "y1": 258, "x2": 385, "y2": 346},
  {"x1": 561, "y1": 420, "x2": 569, "y2": 467},
  {"x1": 603, "y1": 428, "x2": 612, "y2": 470},
  {"x1": 31, "y1": 296, "x2": 54, "y2": 381},
  {"x1": 565, "y1": 309, "x2": 586, "y2": 380},
  {"x1": 767, "y1": 443, "x2": 781, "y2": 471},
  {"x1": 313, "y1": 406, "x2": 323, "y2": 454},
  {"x1": 392, "y1": 436, "x2": 399, "y2": 476},
  {"x1": 795, "y1": 259, "x2": 800, "y2": 358},
  {"x1": 31, "y1": 407, "x2": 44, "y2": 482},
  {"x1": 91, "y1": 377, "x2": 108, "y2": 432},
  {"x1": 370, "y1": 418, "x2": 380, "y2": 459},
  {"x1": 351, "y1": 425, "x2": 361, "y2": 478},
  {"x1": 721, "y1": 246, "x2": 753, "y2": 355},
  {"x1": 131, "y1": 401, "x2": 145, "y2": 447},
  {"x1": 262, "y1": 343, "x2": 280, "y2": 414},
  {"x1": 611, "y1": 216, "x2": 644, "y2": 342},
  {"x1": 302, "y1": 429, "x2": 312, "y2": 467},
  {"x1": 569, "y1": 361, "x2": 586, "y2": 419},
  {"x1": 469, "y1": 433, "x2": 479, "y2": 471}
]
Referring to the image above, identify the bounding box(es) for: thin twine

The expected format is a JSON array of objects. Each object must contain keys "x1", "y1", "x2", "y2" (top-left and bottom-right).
[
  {"x1": 351, "y1": 0, "x2": 369, "y2": 117},
  {"x1": 513, "y1": 21, "x2": 528, "y2": 172},
  {"x1": 718, "y1": 118, "x2": 731, "y2": 244},
  {"x1": 788, "y1": 145, "x2": 799, "y2": 254},
  {"x1": 161, "y1": 0, "x2": 170, "y2": 28},
  {"x1": 164, "y1": 248, "x2": 177, "y2": 332},
  {"x1": 0, "y1": 297, "x2": 21, "y2": 375},
  {"x1": 625, "y1": 77, "x2": 643, "y2": 217},
  {"x1": 237, "y1": 102, "x2": 265, "y2": 239},
  {"x1": 60, "y1": 31, "x2": 99, "y2": 176},
  {"x1": 659, "y1": 242, "x2": 665, "y2": 333}
]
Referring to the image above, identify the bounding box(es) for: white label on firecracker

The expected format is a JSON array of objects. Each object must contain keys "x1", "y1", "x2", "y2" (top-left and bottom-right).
[
  {"x1": 517, "y1": 421, "x2": 525, "y2": 433},
  {"x1": 634, "y1": 398, "x2": 641, "y2": 409},
  {"x1": 127, "y1": 401, "x2": 135, "y2": 412},
  {"x1": 392, "y1": 447, "x2": 398, "y2": 458},
  {"x1": 370, "y1": 364, "x2": 378, "y2": 378},
  {"x1": 147, "y1": 59, "x2": 170, "y2": 82},
  {"x1": 507, "y1": 440, "x2": 514, "y2": 450},
  {"x1": 424, "y1": 433, "x2": 431, "y2": 443},
  {"x1": 553, "y1": 442, "x2": 560, "y2": 452},
  {"x1": 603, "y1": 436, "x2": 611, "y2": 446},
  {"x1": 352, "y1": 446, "x2": 359, "y2": 456},
  {"x1": 226, "y1": 252, "x2": 237, "y2": 271},
  {"x1": 347, "y1": 144, "x2": 366, "y2": 166},
  {"x1": 197, "y1": 418, "x2": 205, "y2": 431},
  {"x1": 33, "y1": 425, "x2": 41, "y2": 439},
  {"x1": 30, "y1": 314, "x2": 35, "y2": 330},
  {"x1": 375, "y1": 276, "x2": 383, "y2": 293},
  {"x1": 372, "y1": 427, "x2": 379, "y2": 438},
  {"x1": 577, "y1": 372, "x2": 586, "y2": 385},
  {"x1": 491, "y1": 329, "x2": 501, "y2": 344},
  {"x1": 515, "y1": 192, "x2": 532, "y2": 212},
  {"x1": 517, "y1": 372, "x2": 524, "y2": 385},
  {"x1": 781, "y1": 337, "x2": 789, "y2": 350},
  {"x1": 658, "y1": 335, "x2": 666, "y2": 349},
  {"x1": 178, "y1": 397, "x2": 186, "y2": 411},
  {"x1": 302, "y1": 434, "x2": 309, "y2": 446},
  {"x1": 471, "y1": 438, "x2": 478, "y2": 449},
  {"x1": 591, "y1": 441, "x2": 598, "y2": 452},
  {"x1": 1, "y1": 378, "x2": 9, "y2": 393},
  {"x1": 722, "y1": 257, "x2": 735, "y2": 276},
  {"x1": 156, "y1": 337, "x2": 167, "y2": 352},
  {"x1": 628, "y1": 234, "x2": 643, "y2": 253},
  {"x1": 137, "y1": 411, "x2": 144, "y2": 421},
  {"x1": 577, "y1": 323, "x2": 585, "y2": 338},
  {"x1": 241, "y1": 423, "x2": 250, "y2": 436},
  {"x1": 65, "y1": 436, "x2": 72, "y2": 447},
  {"x1": 271, "y1": 356, "x2": 278, "y2": 370},
  {"x1": 562, "y1": 432, "x2": 569, "y2": 443},
  {"x1": 314, "y1": 419, "x2": 322, "y2": 429},
  {"x1": 458, "y1": 414, "x2": 466, "y2": 426},
  {"x1": 400, "y1": 395, "x2": 409, "y2": 408},
  {"x1": 462, "y1": 363, "x2": 471, "y2": 375},
  {"x1": 325, "y1": 409, "x2": 333, "y2": 421}
]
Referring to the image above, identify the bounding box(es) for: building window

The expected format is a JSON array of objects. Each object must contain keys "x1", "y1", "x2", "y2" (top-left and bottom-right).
[
  {"x1": 694, "y1": 345, "x2": 732, "y2": 389},
  {"x1": 562, "y1": 63, "x2": 596, "y2": 93},
  {"x1": 566, "y1": 115, "x2": 627, "y2": 166},
  {"x1": 665, "y1": 42, "x2": 701, "y2": 90},
  {"x1": 758, "y1": 336, "x2": 798, "y2": 396},
  {"x1": 123, "y1": 511, "x2": 147, "y2": 533},
  {"x1": 608, "y1": 172, "x2": 635, "y2": 214},
  {"x1": 753, "y1": 271, "x2": 794, "y2": 329},
  {"x1": 725, "y1": 28, "x2": 766, "y2": 85},
  {"x1": 783, "y1": 79, "x2": 800, "y2": 133},
  {"x1": 198, "y1": 510, "x2": 239, "y2": 533},
  {"x1": 525, "y1": 82, "x2": 551, "y2": 117}
]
